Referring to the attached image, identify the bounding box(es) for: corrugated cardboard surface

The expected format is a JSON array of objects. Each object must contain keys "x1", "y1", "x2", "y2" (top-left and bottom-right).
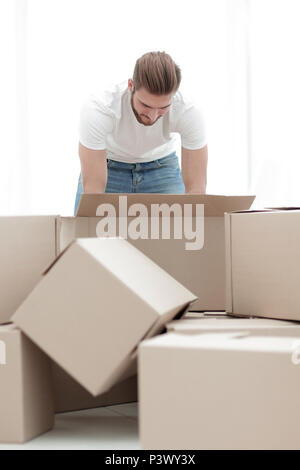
[
  {"x1": 167, "y1": 315, "x2": 300, "y2": 335},
  {"x1": 0, "y1": 216, "x2": 57, "y2": 324},
  {"x1": 75, "y1": 193, "x2": 255, "y2": 218},
  {"x1": 59, "y1": 194, "x2": 255, "y2": 311},
  {"x1": 12, "y1": 238, "x2": 196, "y2": 396},
  {"x1": 139, "y1": 331, "x2": 300, "y2": 450},
  {"x1": 225, "y1": 210, "x2": 300, "y2": 321},
  {"x1": 52, "y1": 362, "x2": 137, "y2": 413},
  {"x1": 0, "y1": 324, "x2": 54, "y2": 443}
]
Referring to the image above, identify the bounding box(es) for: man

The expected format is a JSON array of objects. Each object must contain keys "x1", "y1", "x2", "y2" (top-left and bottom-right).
[{"x1": 74, "y1": 51, "x2": 208, "y2": 215}]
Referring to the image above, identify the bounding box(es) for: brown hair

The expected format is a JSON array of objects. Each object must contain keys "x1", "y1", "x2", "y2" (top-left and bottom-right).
[{"x1": 132, "y1": 51, "x2": 181, "y2": 95}]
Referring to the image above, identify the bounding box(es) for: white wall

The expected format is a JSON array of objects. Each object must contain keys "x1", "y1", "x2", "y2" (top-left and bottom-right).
[{"x1": 4, "y1": 0, "x2": 299, "y2": 215}]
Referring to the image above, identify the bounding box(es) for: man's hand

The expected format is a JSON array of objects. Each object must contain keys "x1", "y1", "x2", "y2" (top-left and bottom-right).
[
  {"x1": 181, "y1": 145, "x2": 208, "y2": 194},
  {"x1": 79, "y1": 143, "x2": 108, "y2": 193}
]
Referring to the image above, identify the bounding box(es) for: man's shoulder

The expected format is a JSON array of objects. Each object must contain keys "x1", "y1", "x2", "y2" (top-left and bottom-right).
[
  {"x1": 81, "y1": 80, "x2": 128, "y2": 117},
  {"x1": 172, "y1": 86, "x2": 199, "y2": 112}
]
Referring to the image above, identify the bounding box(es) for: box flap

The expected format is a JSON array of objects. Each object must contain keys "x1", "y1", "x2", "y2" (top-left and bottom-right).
[
  {"x1": 226, "y1": 209, "x2": 273, "y2": 214},
  {"x1": 166, "y1": 316, "x2": 299, "y2": 333},
  {"x1": 75, "y1": 193, "x2": 256, "y2": 217},
  {"x1": 264, "y1": 207, "x2": 300, "y2": 211}
]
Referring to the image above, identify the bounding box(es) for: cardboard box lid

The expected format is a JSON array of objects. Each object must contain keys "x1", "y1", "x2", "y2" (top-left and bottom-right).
[
  {"x1": 12, "y1": 237, "x2": 197, "y2": 396},
  {"x1": 225, "y1": 209, "x2": 273, "y2": 215},
  {"x1": 140, "y1": 330, "x2": 300, "y2": 353},
  {"x1": 166, "y1": 317, "x2": 300, "y2": 333},
  {"x1": 75, "y1": 194, "x2": 255, "y2": 217},
  {"x1": 228, "y1": 208, "x2": 300, "y2": 215}
]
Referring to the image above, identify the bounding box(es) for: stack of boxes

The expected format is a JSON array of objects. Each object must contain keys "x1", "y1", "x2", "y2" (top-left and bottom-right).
[
  {"x1": 6, "y1": 193, "x2": 295, "y2": 448},
  {"x1": 0, "y1": 207, "x2": 198, "y2": 442},
  {"x1": 139, "y1": 207, "x2": 300, "y2": 449}
]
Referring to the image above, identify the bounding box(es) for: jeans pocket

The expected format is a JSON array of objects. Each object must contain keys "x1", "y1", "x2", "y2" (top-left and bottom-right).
[{"x1": 157, "y1": 154, "x2": 180, "y2": 170}]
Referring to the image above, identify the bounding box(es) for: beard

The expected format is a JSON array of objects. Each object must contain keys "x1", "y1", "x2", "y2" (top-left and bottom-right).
[{"x1": 130, "y1": 92, "x2": 161, "y2": 126}]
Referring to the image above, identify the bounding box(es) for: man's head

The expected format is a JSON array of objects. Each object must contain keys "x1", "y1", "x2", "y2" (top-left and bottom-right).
[{"x1": 128, "y1": 51, "x2": 181, "y2": 126}]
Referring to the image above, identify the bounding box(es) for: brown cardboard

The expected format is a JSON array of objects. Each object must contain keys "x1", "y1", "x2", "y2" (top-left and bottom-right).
[
  {"x1": 0, "y1": 216, "x2": 58, "y2": 324},
  {"x1": 167, "y1": 316, "x2": 300, "y2": 335},
  {"x1": 52, "y1": 362, "x2": 137, "y2": 413},
  {"x1": 139, "y1": 331, "x2": 300, "y2": 449},
  {"x1": 265, "y1": 207, "x2": 300, "y2": 210},
  {"x1": 12, "y1": 237, "x2": 197, "y2": 396},
  {"x1": 183, "y1": 311, "x2": 226, "y2": 319},
  {"x1": 225, "y1": 209, "x2": 300, "y2": 321},
  {"x1": 59, "y1": 194, "x2": 255, "y2": 311},
  {"x1": 75, "y1": 193, "x2": 255, "y2": 217},
  {"x1": 0, "y1": 324, "x2": 54, "y2": 443}
]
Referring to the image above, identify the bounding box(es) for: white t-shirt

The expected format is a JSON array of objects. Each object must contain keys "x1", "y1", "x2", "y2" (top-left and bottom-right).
[{"x1": 79, "y1": 80, "x2": 207, "y2": 163}]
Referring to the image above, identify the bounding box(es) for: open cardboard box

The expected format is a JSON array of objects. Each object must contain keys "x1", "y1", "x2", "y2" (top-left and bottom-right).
[{"x1": 61, "y1": 194, "x2": 255, "y2": 311}]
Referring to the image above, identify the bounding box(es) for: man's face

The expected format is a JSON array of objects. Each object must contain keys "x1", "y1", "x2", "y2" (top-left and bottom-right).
[{"x1": 128, "y1": 79, "x2": 174, "y2": 126}]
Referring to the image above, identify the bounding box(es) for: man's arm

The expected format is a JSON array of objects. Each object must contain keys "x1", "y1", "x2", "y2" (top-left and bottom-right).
[
  {"x1": 79, "y1": 142, "x2": 108, "y2": 193},
  {"x1": 181, "y1": 145, "x2": 208, "y2": 194}
]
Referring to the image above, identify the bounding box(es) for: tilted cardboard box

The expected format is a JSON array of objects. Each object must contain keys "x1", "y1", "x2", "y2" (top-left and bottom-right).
[
  {"x1": 0, "y1": 216, "x2": 57, "y2": 324},
  {"x1": 225, "y1": 209, "x2": 300, "y2": 321},
  {"x1": 12, "y1": 237, "x2": 197, "y2": 396},
  {"x1": 139, "y1": 331, "x2": 300, "y2": 450},
  {"x1": 60, "y1": 193, "x2": 255, "y2": 311},
  {"x1": 0, "y1": 324, "x2": 54, "y2": 443}
]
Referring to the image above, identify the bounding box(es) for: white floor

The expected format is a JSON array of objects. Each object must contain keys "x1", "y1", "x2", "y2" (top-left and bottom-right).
[{"x1": 0, "y1": 402, "x2": 140, "y2": 450}]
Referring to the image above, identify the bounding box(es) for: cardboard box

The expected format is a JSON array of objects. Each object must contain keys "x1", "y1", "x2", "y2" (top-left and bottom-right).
[
  {"x1": 52, "y1": 362, "x2": 137, "y2": 413},
  {"x1": 0, "y1": 195, "x2": 254, "y2": 325},
  {"x1": 0, "y1": 216, "x2": 57, "y2": 324},
  {"x1": 139, "y1": 331, "x2": 300, "y2": 449},
  {"x1": 0, "y1": 196, "x2": 253, "y2": 324},
  {"x1": 12, "y1": 237, "x2": 197, "y2": 396},
  {"x1": 167, "y1": 316, "x2": 300, "y2": 335},
  {"x1": 225, "y1": 209, "x2": 300, "y2": 321},
  {"x1": 60, "y1": 194, "x2": 255, "y2": 311},
  {"x1": 0, "y1": 324, "x2": 54, "y2": 443}
]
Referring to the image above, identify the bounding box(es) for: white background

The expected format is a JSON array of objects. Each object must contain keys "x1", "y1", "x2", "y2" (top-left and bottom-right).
[{"x1": 1, "y1": 0, "x2": 300, "y2": 215}]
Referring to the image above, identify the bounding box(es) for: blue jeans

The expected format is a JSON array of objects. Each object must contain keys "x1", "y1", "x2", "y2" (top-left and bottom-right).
[{"x1": 74, "y1": 151, "x2": 185, "y2": 215}]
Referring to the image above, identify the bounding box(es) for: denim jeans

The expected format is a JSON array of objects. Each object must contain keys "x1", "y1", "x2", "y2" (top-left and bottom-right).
[{"x1": 74, "y1": 151, "x2": 185, "y2": 215}]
